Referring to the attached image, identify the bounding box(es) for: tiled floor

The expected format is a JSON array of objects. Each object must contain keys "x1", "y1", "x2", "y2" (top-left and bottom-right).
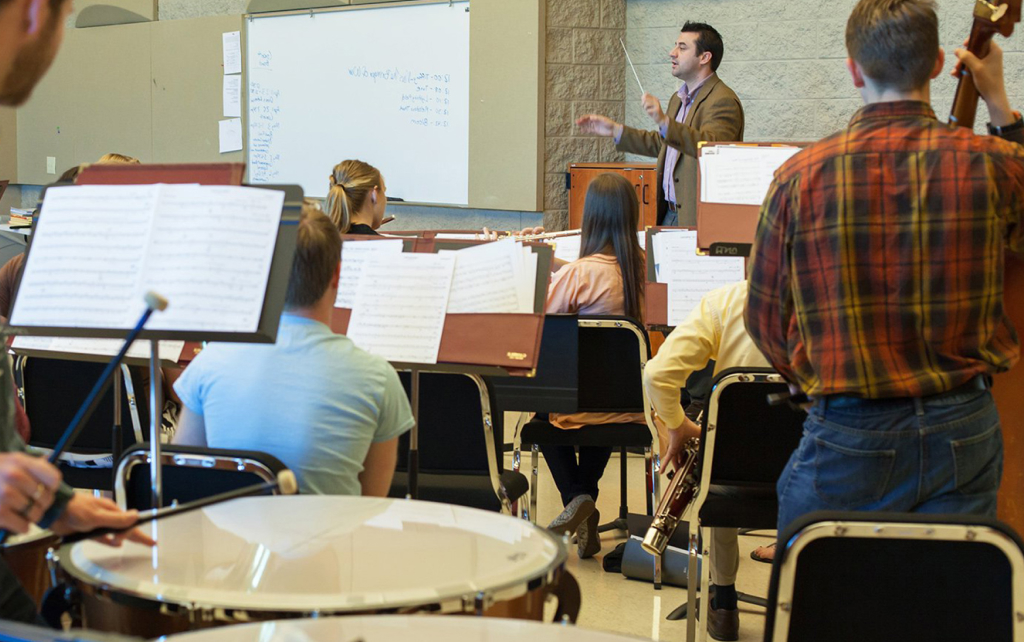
[{"x1": 505, "y1": 416, "x2": 775, "y2": 641}]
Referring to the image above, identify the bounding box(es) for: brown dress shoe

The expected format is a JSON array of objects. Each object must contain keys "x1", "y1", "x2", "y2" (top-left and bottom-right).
[{"x1": 707, "y1": 604, "x2": 739, "y2": 641}]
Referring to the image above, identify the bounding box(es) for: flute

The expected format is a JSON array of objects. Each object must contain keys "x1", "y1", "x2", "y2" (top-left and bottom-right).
[
  {"x1": 642, "y1": 436, "x2": 701, "y2": 556},
  {"x1": 506, "y1": 229, "x2": 581, "y2": 241}
]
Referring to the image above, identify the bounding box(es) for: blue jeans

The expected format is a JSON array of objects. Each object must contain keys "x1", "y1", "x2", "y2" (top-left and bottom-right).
[{"x1": 777, "y1": 383, "x2": 1003, "y2": 534}]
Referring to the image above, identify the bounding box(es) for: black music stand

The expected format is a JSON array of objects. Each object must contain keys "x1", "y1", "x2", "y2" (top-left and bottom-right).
[{"x1": 6, "y1": 181, "x2": 303, "y2": 508}]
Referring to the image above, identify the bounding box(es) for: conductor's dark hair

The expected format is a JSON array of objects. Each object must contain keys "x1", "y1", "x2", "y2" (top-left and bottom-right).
[
  {"x1": 681, "y1": 21, "x2": 725, "y2": 72},
  {"x1": 284, "y1": 205, "x2": 341, "y2": 310},
  {"x1": 579, "y1": 173, "x2": 645, "y2": 324}
]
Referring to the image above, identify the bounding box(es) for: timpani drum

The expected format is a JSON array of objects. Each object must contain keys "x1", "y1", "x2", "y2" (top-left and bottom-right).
[
  {"x1": 1, "y1": 526, "x2": 59, "y2": 606},
  {"x1": 56, "y1": 496, "x2": 568, "y2": 637},
  {"x1": 164, "y1": 615, "x2": 648, "y2": 642}
]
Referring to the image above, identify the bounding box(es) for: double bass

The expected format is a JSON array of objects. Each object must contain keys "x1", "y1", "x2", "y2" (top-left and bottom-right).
[{"x1": 949, "y1": 0, "x2": 1024, "y2": 534}]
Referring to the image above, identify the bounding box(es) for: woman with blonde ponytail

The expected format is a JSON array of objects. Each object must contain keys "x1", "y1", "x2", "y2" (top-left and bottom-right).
[{"x1": 325, "y1": 160, "x2": 388, "y2": 236}]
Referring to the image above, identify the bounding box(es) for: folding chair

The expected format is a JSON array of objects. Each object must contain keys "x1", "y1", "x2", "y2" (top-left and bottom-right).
[
  {"x1": 514, "y1": 316, "x2": 661, "y2": 540},
  {"x1": 765, "y1": 510, "x2": 1024, "y2": 642},
  {"x1": 115, "y1": 443, "x2": 290, "y2": 510},
  {"x1": 682, "y1": 368, "x2": 805, "y2": 642},
  {"x1": 389, "y1": 372, "x2": 526, "y2": 514},
  {"x1": 17, "y1": 356, "x2": 148, "y2": 491}
]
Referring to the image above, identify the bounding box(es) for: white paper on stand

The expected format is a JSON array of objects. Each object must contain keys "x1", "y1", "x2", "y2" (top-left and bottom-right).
[
  {"x1": 335, "y1": 240, "x2": 404, "y2": 309},
  {"x1": 346, "y1": 253, "x2": 455, "y2": 364},
  {"x1": 12, "y1": 336, "x2": 185, "y2": 363},
  {"x1": 654, "y1": 229, "x2": 745, "y2": 325},
  {"x1": 699, "y1": 145, "x2": 802, "y2": 206},
  {"x1": 444, "y1": 239, "x2": 528, "y2": 314},
  {"x1": 10, "y1": 184, "x2": 284, "y2": 335},
  {"x1": 550, "y1": 234, "x2": 582, "y2": 264}
]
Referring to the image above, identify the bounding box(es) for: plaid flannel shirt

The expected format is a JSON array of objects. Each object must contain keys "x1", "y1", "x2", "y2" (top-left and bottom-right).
[{"x1": 746, "y1": 101, "x2": 1024, "y2": 398}]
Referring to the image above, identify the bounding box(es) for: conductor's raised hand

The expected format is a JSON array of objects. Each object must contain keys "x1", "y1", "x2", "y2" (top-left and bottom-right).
[
  {"x1": 51, "y1": 494, "x2": 156, "y2": 547},
  {"x1": 641, "y1": 93, "x2": 668, "y2": 128},
  {"x1": 576, "y1": 114, "x2": 620, "y2": 138},
  {"x1": 0, "y1": 453, "x2": 60, "y2": 534}
]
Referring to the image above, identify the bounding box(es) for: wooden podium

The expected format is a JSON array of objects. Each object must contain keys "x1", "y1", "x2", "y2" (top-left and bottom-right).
[{"x1": 568, "y1": 162, "x2": 657, "y2": 230}]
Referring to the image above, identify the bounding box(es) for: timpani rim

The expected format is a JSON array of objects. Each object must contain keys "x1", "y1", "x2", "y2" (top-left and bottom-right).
[{"x1": 59, "y1": 496, "x2": 569, "y2": 617}]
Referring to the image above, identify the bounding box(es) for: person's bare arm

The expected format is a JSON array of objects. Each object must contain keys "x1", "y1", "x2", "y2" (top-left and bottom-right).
[
  {"x1": 171, "y1": 406, "x2": 207, "y2": 447},
  {"x1": 358, "y1": 437, "x2": 398, "y2": 497}
]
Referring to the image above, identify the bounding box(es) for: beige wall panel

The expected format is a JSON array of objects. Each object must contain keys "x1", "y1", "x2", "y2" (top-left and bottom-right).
[
  {"x1": 71, "y1": 23, "x2": 153, "y2": 165},
  {"x1": 152, "y1": 15, "x2": 245, "y2": 164},
  {"x1": 73, "y1": 0, "x2": 157, "y2": 22},
  {"x1": 0, "y1": 108, "x2": 16, "y2": 182},
  {"x1": 468, "y1": 0, "x2": 543, "y2": 211},
  {"x1": 16, "y1": 34, "x2": 85, "y2": 184}
]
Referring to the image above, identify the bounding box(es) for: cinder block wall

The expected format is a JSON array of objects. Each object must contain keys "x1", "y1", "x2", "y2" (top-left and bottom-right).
[
  {"x1": 543, "y1": 0, "x2": 626, "y2": 230},
  {"x1": 623, "y1": 0, "x2": 1024, "y2": 155}
]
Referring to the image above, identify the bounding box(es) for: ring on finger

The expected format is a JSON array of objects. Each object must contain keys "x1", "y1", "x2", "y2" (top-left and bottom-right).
[
  {"x1": 18, "y1": 496, "x2": 35, "y2": 519},
  {"x1": 30, "y1": 483, "x2": 45, "y2": 502}
]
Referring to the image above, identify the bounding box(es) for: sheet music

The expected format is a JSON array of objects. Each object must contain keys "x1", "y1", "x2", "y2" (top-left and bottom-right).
[
  {"x1": 444, "y1": 239, "x2": 529, "y2": 314},
  {"x1": 10, "y1": 184, "x2": 284, "y2": 335},
  {"x1": 551, "y1": 233, "x2": 582, "y2": 264},
  {"x1": 140, "y1": 185, "x2": 284, "y2": 333},
  {"x1": 10, "y1": 185, "x2": 159, "y2": 329},
  {"x1": 699, "y1": 145, "x2": 802, "y2": 206},
  {"x1": 12, "y1": 336, "x2": 185, "y2": 363},
  {"x1": 346, "y1": 253, "x2": 455, "y2": 364},
  {"x1": 335, "y1": 240, "x2": 404, "y2": 309},
  {"x1": 654, "y1": 230, "x2": 745, "y2": 325}
]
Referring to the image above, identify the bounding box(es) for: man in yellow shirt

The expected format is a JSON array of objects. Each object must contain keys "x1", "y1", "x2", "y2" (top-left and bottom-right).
[{"x1": 644, "y1": 279, "x2": 768, "y2": 641}]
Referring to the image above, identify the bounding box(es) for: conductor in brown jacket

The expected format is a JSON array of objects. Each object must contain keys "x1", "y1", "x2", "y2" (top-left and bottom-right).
[{"x1": 577, "y1": 22, "x2": 744, "y2": 226}]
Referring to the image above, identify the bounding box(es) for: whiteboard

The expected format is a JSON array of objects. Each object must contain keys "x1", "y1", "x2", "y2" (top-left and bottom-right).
[{"x1": 247, "y1": 2, "x2": 470, "y2": 205}]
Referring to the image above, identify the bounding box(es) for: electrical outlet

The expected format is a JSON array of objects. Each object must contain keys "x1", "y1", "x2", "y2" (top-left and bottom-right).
[{"x1": 46, "y1": 157, "x2": 56, "y2": 174}]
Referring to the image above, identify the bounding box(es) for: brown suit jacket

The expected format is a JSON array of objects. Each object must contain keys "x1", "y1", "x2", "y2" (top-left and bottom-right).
[{"x1": 616, "y1": 74, "x2": 744, "y2": 226}]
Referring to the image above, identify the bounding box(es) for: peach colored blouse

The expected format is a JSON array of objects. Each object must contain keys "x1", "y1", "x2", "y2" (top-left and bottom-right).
[{"x1": 545, "y1": 254, "x2": 646, "y2": 430}]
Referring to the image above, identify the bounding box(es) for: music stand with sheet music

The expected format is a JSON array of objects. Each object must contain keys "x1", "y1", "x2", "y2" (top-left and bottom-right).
[
  {"x1": 331, "y1": 234, "x2": 553, "y2": 499},
  {"x1": 644, "y1": 227, "x2": 746, "y2": 333},
  {"x1": 695, "y1": 142, "x2": 806, "y2": 254},
  {"x1": 6, "y1": 175, "x2": 302, "y2": 508}
]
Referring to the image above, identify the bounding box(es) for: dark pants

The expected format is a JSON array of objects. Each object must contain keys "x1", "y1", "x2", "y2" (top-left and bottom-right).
[
  {"x1": 539, "y1": 444, "x2": 614, "y2": 507},
  {"x1": 0, "y1": 556, "x2": 44, "y2": 626}
]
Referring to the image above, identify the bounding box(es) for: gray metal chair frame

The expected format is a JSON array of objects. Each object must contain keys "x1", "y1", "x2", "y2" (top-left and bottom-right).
[{"x1": 114, "y1": 448, "x2": 280, "y2": 509}]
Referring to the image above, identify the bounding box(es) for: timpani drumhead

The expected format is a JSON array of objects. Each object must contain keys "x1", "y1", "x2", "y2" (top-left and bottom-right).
[
  {"x1": 161, "y1": 615, "x2": 649, "y2": 642},
  {"x1": 60, "y1": 496, "x2": 566, "y2": 615}
]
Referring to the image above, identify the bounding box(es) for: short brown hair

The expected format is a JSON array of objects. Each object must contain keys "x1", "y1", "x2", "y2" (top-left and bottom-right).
[
  {"x1": 284, "y1": 204, "x2": 341, "y2": 309},
  {"x1": 846, "y1": 0, "x2": 939, "y2": 91}
]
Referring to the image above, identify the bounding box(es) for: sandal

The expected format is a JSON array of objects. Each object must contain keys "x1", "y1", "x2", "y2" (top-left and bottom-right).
[{"x1": 750, "y1": 542, "x2": 776, "y2": 564}]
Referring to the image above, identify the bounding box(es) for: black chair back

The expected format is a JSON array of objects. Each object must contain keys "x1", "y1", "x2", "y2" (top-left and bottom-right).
[
  {"x1": 765, "y1": 511, "x2": 1024, "y2": 642},
  {"x1": 21, "y1": 358, "x2": 149, "y2": 455},
  {"x1": 702, "y1": 367, "x2": 805, "y2": 487},
  {"x1": 117, "y1": 444, "x2": 288, "y2": 510},
  {"x1": 395, "y1": 372, "x2": 499, "y2": 473},
  {"x1": 488, "y1": 313, "x2": 578, "y2": 414},
  {"x1": 577, "y1": 316, "x2": 649, "y2": 413},
  {"x1": 390, "y1": 373, "x2": 505, "y2": 511}
]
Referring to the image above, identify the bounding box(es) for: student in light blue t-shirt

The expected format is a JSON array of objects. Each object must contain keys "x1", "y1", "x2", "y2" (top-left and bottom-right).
[{"x1": 173, "y1": 205, "x2": 413, "y2": 496}]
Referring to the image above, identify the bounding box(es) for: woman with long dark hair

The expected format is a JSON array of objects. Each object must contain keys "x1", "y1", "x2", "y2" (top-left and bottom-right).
[{"x1": 542, "y1": 172, "x2": 646, "y2": 558}]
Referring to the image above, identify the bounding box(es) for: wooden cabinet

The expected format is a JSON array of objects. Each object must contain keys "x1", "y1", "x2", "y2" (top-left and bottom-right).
[{"x1": 568, "y1": 162, "x2": 658, "y2": 230}]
